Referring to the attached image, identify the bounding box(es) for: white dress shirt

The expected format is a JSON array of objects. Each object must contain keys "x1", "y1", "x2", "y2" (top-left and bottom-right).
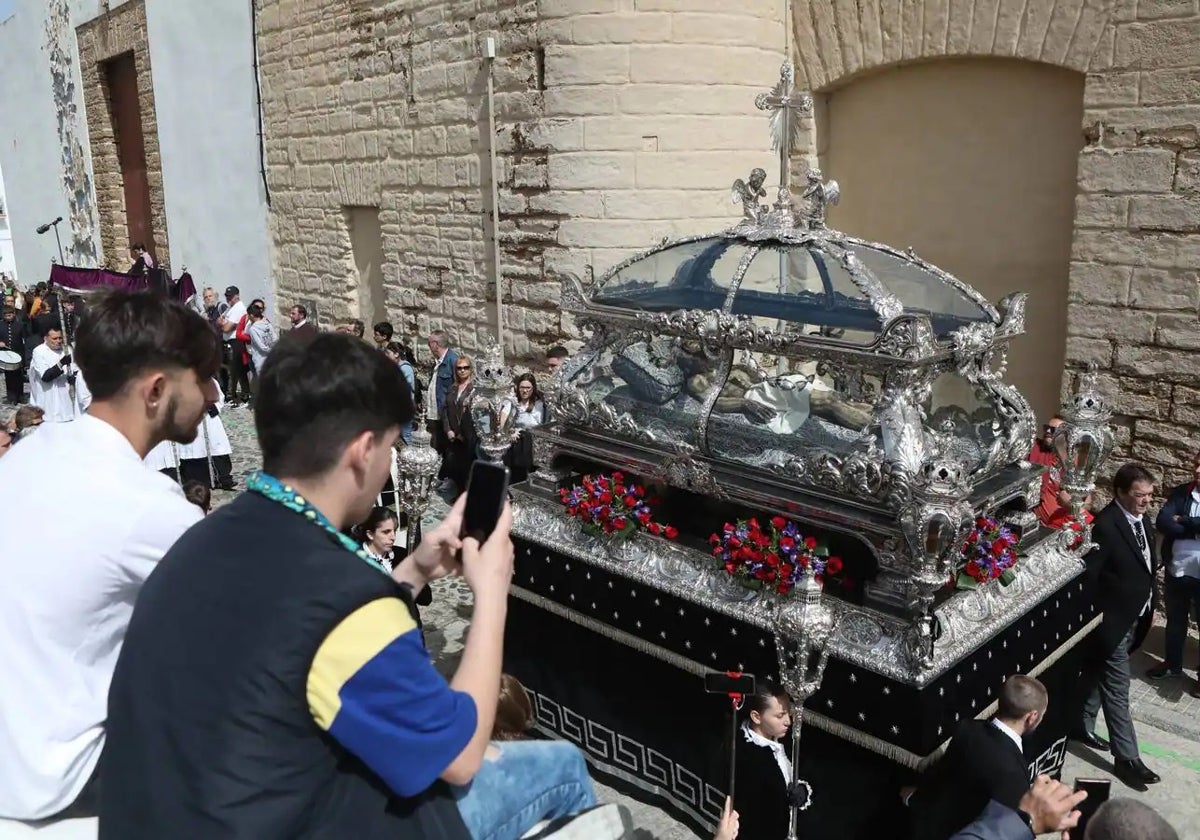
[
  {"x1": 1118, "y1": 502, "x2": 1153, "y2": 614},
  {"x1": 991, "y1": 718, "x2": 1023, "y2": 753},
  {"x1": 1170, "y1": 488, "x2": 1200, "y2": 580},
  {"x1": 426, "y1": 348, "x2": 447, "y2": 421},
  {"x1": 0, "y1": 414, "x2": 202, "y2": 819},
  {"x1": 741, "y1": 721, "x2": 793, "y2": 784}
]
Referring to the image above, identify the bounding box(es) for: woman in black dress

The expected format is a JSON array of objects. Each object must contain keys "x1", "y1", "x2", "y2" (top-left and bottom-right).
[
  {"x1": 443, "y1": 353, "x2": 476, "y2": 494},
  {"x1": 732, "y1": 683, "x2": 793, "y2": 840}
]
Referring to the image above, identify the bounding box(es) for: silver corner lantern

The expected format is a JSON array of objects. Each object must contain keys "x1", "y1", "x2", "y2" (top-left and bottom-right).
[
  {"x1": 904, "y1": 455, "x2": 974, "y2": 672},
  {"x1": 773, "y1": 564, "x2": 835, "y2": 840},
  {"x1": 1053, "y1": 364, "x2": 1115, "y2": 555},
  {"x1": 469, "y1": 342, "x2": 517, "y2": 463},
  {"x1": 396, "y1": 426, "x2": 442, "y2": 550}
]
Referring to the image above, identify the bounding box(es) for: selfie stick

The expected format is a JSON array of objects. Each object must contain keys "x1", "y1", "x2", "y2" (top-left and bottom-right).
[{"x1": 726, "y1": 671, "x2": 746, "y2": 804}]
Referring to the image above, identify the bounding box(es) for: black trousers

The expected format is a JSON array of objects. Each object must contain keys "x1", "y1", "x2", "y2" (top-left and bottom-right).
[
  {"x1": 226, "y1": 341, "x2": 250, "y2": 401},
  {"x1": 3, "y1": 368, "x2": 23, "y2": 403}
]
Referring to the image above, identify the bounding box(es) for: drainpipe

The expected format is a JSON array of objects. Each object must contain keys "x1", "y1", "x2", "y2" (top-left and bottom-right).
[
  {"x1": 251, "y1": 0, "x2": 270, "y2": 207},
  {"x1": 484, "y1": 36, "x2": 504, "y2": 361}
]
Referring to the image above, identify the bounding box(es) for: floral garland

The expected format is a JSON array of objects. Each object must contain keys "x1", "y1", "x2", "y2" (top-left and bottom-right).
[
  {"x1": 559, "y1": 471, "x2": 677, "y2": 541},
  {"x1": 1061, "y1": 510, "x2": 1095, "y2": 550},
  {"x1": 710, "y1": 515, "x2": 843, "y2": 596},
  {"x1": 956, "y1": 516, "x2": 1018, "y2": 590}
]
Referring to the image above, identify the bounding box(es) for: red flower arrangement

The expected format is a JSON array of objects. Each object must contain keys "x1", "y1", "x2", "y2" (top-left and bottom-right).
[
  {"x1": 559, "y1": 471, "x2": 677, "y2": 541},
  {"x1": 956, "y1": 516, "x2": 1018, "y2": 590},
  {"x1": 709, "y1": 515, "x2": 843, "y2": 596},
  {"x1": 1058, "y1": 510, "x2": 1095, "y2": 550}
]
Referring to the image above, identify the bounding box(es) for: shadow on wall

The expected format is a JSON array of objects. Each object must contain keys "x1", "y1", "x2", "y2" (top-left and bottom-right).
[{"x1": 818, "y1": 57, "x2": 1085, "y2": 422}]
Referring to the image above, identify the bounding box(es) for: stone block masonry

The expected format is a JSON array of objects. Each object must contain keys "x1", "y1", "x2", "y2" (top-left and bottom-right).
[{"x1": 259, "y1": 0, "x2": 783, "y2": 365}]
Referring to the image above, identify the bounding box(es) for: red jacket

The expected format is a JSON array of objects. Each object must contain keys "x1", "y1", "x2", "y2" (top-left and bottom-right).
[{"x1": 236, "y1": 316, "x2": 251, "y2": 365}]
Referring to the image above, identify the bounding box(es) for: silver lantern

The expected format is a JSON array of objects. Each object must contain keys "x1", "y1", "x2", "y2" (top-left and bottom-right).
[
  {"x1": 773, "y1": 564, "x2": 836, "y2": 839},
  {"x1": 396, "y1": 426, "x2": 442, "y2": 550},
  {"x1": 1052, "y1": 364, "x2": 1115, "y2": 555},
  {"x1": 469, "y1": 342, "x2": 518, "y2": 463},
  {"x1": 904, "y1": 455, "x2": 974, "y2": 672}
]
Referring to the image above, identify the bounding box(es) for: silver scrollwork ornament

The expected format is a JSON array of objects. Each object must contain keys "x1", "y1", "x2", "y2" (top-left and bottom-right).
[
  {"x1": 773, "y1": 565, "x2": 835, "y2": 840},
  {"x1": 1052, "y1": 364, "x2": 1115, "y2": 556},
  {"x1": 396, "y1": 425, "x2": 442, "y2": 550},
  {"x1": 469, "y1": 343, "x2": 518, "y2": 462}
]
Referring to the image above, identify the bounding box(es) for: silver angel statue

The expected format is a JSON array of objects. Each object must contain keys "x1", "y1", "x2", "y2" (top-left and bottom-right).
[{"x1": 731, "y1": 168, "x2": 768, "y2": 224}]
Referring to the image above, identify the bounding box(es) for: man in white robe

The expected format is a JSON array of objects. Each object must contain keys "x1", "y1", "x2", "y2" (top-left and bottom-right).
[
  {"x1": 28, "y1": 328, "x2": 75, "y2": 423},
  {"x1": 177, "y1": 378, "x2": 234, "y2": 490}
]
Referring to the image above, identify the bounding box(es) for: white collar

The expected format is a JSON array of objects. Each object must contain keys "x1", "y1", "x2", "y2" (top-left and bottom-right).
[
  {"x1": 1117, "y1": 502, "x2": 1144, "y2": 526},
  {"x1": 741, "y1": 721, "x2": 792, "y2": 784},
  {"x1": 991, "y1": 718, "x2": 1023, "y2": 752},
  {"x1": 293, "y1": 319, "x2": 307, "y2": 328}
]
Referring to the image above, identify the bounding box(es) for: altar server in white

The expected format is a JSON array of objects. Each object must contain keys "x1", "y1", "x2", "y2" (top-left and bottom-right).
[
  {"x1": 144, "y1": 439, "x2": 180, "y2": 481},
  {"x1": 177, "y1": 378, "x2": 234, "y2": 490},
  {"x1": 28, "y1": 327, "x2": 75, "y2": 423}
]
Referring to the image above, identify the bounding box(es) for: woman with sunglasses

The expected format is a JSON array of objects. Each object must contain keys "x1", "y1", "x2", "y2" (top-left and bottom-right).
[{"x1": 443, "y1": 354, "x2": 476, "y2": 495}]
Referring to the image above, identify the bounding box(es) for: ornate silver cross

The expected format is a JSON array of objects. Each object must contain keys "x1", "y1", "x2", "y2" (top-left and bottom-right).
[{"x1": 755, "y1": 63, "x2": 813, "y2": 194}]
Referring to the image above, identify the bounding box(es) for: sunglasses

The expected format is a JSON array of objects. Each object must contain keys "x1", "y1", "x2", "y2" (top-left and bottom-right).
[{"x1": 455, "y1": 365, "x2": 471, "y2": 371}]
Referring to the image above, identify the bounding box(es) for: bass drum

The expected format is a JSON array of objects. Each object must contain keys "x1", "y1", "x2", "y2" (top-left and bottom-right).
[{"x1": 0, "y1": 350, "x2": 22, "y2": 372}]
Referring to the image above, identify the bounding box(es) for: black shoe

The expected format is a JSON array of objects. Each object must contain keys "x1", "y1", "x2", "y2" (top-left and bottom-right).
[
  {"x1": 1070, "y1": 729, "x2": 1110, "y2": 751},
  {"x1": 1114, "y1": 758, "x2": 1160, "y2": 789},
  {"x1": 1146, "y1": 664, "x2": 1184, "y2": 680}
]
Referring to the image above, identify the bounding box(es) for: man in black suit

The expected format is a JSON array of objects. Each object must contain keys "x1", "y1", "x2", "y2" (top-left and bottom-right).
[
  {"x1": 1071, "y1": 462, "x2": 1161, "y2": 789},
  {"x1": 903, "y1": 675, "x2": 1046, "y2": 840}
]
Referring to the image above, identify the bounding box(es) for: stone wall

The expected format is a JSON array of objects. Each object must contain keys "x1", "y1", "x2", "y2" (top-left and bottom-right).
[
  {"x1": 258, "y1": 0, "x2": 784, "y2": 362},
  {"x1": 77, "y1": 0, "x2": 170, "y2": 269},
  {"x1": 787, "y1": 0, "x2": 1200, "y2": 489}
]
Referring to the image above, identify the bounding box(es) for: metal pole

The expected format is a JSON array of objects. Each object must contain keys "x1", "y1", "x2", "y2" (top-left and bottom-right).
[
  {"x1": 52, "y1": 225, "x2": 65, "y2": 264},
  {"x1": 484, "y1": 37, "x2": 505, "y2": 362}
]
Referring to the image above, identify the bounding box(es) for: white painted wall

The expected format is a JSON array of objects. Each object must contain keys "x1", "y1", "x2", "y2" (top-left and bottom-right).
[
  {"x1": 0, "y1": 163, "x2": 16, "y2": 283},
  {"x1": 0, "y1": 0, "x2": 101, "y2": 286},
  {"x1": 0, "y1": 0, "x2": 271, "y2": 308},
  {"x1": 144, "y1": 0, "x2": 272, "y2": 311}
]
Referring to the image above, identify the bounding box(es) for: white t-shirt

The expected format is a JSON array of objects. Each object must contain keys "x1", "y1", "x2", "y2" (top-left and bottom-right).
[
  {"x1": 0, "y1": 414, "x2": 202, "y2": 819},
  {"x1": 222, "y1": 300, "x2": 247, "y2": 339}
]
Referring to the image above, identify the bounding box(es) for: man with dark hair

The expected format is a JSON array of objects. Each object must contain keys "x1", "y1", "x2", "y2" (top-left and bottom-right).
[
  {"x1": 547, "y1": 344, "x2": 569, "y2": 376},
  {"x1": 0, "y1": 290, "x2": 220, "y2": 820},
  {"x1": 1086, "y1": 798, "x2": 1178, "y2": 840},
  {"x1": 128, "y1": 242, "x2": 155, "y2": 276},
  {"x1": 287, "y1": 302, "x2": 317, "y2": 342},
  {"x1": 1147, "y1": 450, "x2": 1200, "y2": 694},
  {"x1": 373, "y1": 320, "x2": 394, "y2": 349},
  {"x1": 904, "y1": 675, "x2": 1048, "y2": 839},
  {"x1": 101, "y1": 333, "x2": 626, "y2": 839},
  {"x1": 28, "y1": 326, "x2": 75, "y2": 423},
  {"x1": 1029, "y1": 414, "x2": 1074, "y2": 525},
  {"x1": 1071, "y1": 462, "x2": 1161, "y2": 789}
]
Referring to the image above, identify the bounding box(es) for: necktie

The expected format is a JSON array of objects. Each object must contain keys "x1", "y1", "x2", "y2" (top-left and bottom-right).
[{"x1": 1133, "y1": 520, "x2": 1147, "y2": 554}]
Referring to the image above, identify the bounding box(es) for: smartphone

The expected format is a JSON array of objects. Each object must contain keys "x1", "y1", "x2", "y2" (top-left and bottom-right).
[
  {"x1": 1073, "y1": 777, "x2": 1111, "y2": 838},
  {"x1": 461, "y1": 461, "x2": 510, "y2": 543},
  {"x1": 704, "y1": 672, "x2": 757, "y2": 696}
]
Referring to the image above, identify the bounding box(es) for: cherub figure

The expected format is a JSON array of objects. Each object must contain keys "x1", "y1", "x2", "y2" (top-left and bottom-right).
[
  {"x1": 801, "y1": 168, "x2": 840, "y2": 228},
  {"x1": 731, "y1": 168, "x2": 768, "y2": 223}
]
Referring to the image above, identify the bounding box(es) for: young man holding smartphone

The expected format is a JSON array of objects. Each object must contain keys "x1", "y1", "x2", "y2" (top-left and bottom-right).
[{"x1": 100, "y1": 334, "x2": 630, "y2": 839}]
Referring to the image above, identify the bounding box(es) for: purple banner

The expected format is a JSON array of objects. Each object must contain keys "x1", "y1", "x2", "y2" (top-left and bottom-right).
[{"x1": 48, "y1": 265, "x2": 151, "y2": 293}]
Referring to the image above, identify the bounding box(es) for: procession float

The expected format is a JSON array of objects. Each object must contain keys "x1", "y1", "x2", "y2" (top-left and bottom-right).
[{"x1": 393, "y1": 59, "x2": 1116, "y2": 840}]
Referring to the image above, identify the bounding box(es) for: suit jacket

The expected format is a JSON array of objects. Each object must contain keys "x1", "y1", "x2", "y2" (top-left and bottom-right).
[
  {"x1": 1156, "y1": 482, "x2": 1200, "y2": 571},
  {"x1": 731, "y1": 738, "x2": 789, "y2": 840},
  {"x1": 1, "y1": 316, "x2": 29, "y2": 358},
  {"x1": 909, "y1": 719, "x2": 1030, "y2": 840},
  {"x1": 433, "y1": 348, "x2": 459, "y2": 418},
  {"x1": 950, "y1": 801, "x2": 1032, "y2": 840},
  {"x1": 1085, "y1": 501, "x2": 1159, "y2": 656}
]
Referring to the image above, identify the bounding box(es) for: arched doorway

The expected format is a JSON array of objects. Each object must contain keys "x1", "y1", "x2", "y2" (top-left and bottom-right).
[{"x1": 818, "y1": 58, "x2": 1085, "y2": 421}]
